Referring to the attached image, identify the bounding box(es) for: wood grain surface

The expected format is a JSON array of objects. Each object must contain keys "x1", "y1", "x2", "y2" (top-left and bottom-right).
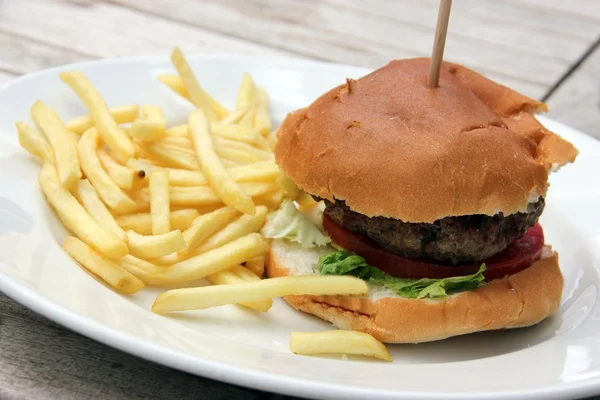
[
  {"x1": 546, "y1": 42, "x2": 600, "y2": 137},
  {"x1": 1, "y1": 1, "x2": 600, "y2": 399},
  {"x1": 0, "y1": 293, "x2": 300, "y2": 400}
]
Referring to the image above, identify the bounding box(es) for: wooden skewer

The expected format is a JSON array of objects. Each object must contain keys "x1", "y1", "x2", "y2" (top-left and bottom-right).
[{"x1": 427, "y1": 0, "x2": 453, "y2": 88}]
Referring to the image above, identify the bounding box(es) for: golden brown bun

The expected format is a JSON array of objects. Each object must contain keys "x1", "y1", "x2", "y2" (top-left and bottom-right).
[
  {"x1": 266, "y1": 240, "x2": 563, "y2": 344},
  {"x1": 275, "y1": 58, "x2": 577, "y2": 223}
]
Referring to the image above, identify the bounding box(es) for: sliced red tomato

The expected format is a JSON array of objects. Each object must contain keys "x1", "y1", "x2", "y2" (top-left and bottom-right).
[{"x1": 322, "y1": 214, "x2": 544, "y2": 281}]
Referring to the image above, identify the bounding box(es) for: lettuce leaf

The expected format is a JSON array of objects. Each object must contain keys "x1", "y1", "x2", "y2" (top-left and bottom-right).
[
  {"x1": 318, "y1": 250, "x2": 386, "y2": 279},
  {"x1": 370, "y1": 268, "x2": 485, "y2": 299},
  {"x1": 261, "y1": 200, "x2": 331, "y2": 247},
  {"x1": 318, "y1": 251, "x2": 486, "y2": 299}
]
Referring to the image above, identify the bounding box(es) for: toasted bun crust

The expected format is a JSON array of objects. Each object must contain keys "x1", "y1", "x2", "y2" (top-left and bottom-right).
[
  {"x1": 275, "y1": 58, "x2": 577, "y2": 223},
  {"x1": 266, "y1": 239, "x2": 563, "y2": 344}
]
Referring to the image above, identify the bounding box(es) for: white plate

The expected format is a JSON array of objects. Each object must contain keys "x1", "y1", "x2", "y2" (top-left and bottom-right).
[{"x1": 1, "y1": 55, "x2": 600, "y2": 400}]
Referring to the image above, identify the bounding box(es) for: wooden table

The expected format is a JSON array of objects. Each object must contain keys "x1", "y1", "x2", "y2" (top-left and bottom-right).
[{"x1": 1, "y1": 1, "x2": 599, "y2": 399}]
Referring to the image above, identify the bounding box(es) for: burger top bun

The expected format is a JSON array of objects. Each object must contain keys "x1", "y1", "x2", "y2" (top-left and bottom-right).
[{"x1": 275, "y1": 58, "x2": 578, "y2": 223}]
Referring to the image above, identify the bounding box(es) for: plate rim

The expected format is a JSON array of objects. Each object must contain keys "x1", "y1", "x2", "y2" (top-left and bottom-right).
[
  {"x1": 0, "y1": 53, "x2": 369, "y2": 92},
  {"x1": 1, "y1": 53, "x2": 599, "y2": 400},
  {"x1": 3, "y1": 266, "x2": 599, "y2": 400}
]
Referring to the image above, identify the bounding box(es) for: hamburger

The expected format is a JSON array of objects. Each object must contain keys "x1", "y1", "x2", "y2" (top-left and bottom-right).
[{"x1": 264, "y1": 58, "x2": 579, "y2": 343}]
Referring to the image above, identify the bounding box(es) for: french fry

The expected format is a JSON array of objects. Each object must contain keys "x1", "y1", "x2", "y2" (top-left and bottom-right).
[
  {"x1": 219, "y1": 106, "x2": 249, "y2": 125},
  {"x1": 75, "y1": 179, "x2": 126, "y2": 241},
  {"x1": 237, "y1": 72, "x2": 258, "y2": 111},
  {"x1": 135, "y1": 183, "x2": 273, "y2": 209},
  {"x1": 158, "y1": 74, "x2": 191, "y2": 101},
  {"x1": 237, "y1": 74, "x2": 258, "y2": 129},
  {"x1": 163, "y1": 143, "x2": 195, "y2": 156},
  {"x1": 245, "y1": 255, "x2": 265, "y2": 277},
  {"x1": 60, "y1": 71, "x2": 136, "y2": 163},
  {"x1": 189, "y1": 109, "x2": 255, "y2": 214},
  {"x1": 97, "y1": 148, "x2": 137, "y2": 191},
  {"x1": 254, "y1": 188, "x2": 285, "y2": 210},
  {"x1": 296, "y1": 192, "x2": 318, "y2": 210},
  {"x1": 116, "y1": 209, "x2": 199, "y2": 235},
  {"x1": 154, "y1": 207, "x2": 239, "y2": 265},
  {"x1": 135, "y1": 157, "x2": 162, "y2": 166},
  {"x1": 139, "y1": 141, "x2": 199, "y2": 170},
  {"x1": 31, "y1": 101, "x2": 81, "y2": 188},
  {"x1": 131, "y1": 160, "x2": 278, "y2": 187},
  {"x1": 120, "y1": 256, "x2": 265, "y2": 291},
  {"x1": 160, "y1": 233, "x2": 267, "y2": 285},
  {"x1": 194, "y1": 206, "x2": 268, "y2": 254},
  {"x1": 136, "y1": 147, "x2": 158, "y2": 164},
  {"x1": 230, "y1": 265, "x2": 262, "y2": 281},
  {"x1": 127, "y1": 159, "x2": 203, "y2": 186},
  {"x1": 123, "y1": 257, "x2": 264, "y2": 290},
  {"x1": 254, "y1": 88, "x2": 272, "y2": 136},
  {"x1": 152, "y1": 275, "x2": 368, "y2": 313},
  {"x1": 66, "y1": 104, "x2": 139, "y2": 135},
  {"x1": 127, "y1": 230, "x2": 186, "y2": 259},
  {"x1": 207, "y1": 266, "x2": 272, "y2": 312},
  {"x1": 149, "y1": 170, "x2": 170, "y2": 235},
  {"x1": 158, "y1": 72, "x2": 229, "y2": 120},
  {"x1": 206, "y1": 268, "x2": 247, "y2": 287},
  {"x1": 64, "y1": 237, "x2": 143, "y2": 294},
  {"x1": 194, "y1": 205, "x2": 228, "y2": 214},
  {"x1": 117, "y1": 254, "x2": 165, "y2": 285},
  {"x1": 120, "y1": 233, "x2": 267, "y2": 286},
  {"x1": 131, "y1": 105, "x2": 167, "y2": 141},
  {"x1": 229, "y1": 161, "x2": 280, "y2": 183},
  {"x1": 277, "y1": 174, "x2": 302, "y2": 200},
  {"x1": 289, "y1": 331, "x2": 392, "y2": 362},
  {"x1": 177, "y1": 207, "x2": 239, "y2": 255},
  {"x1": 38, "y1": 163, "x2": 127, "y2": 258},
  {"x1": 160, "y1": 136, "x2": 192, "y2": 149},
  {"x1": 134, "y1": 186, "x2": 219, "y2": 208},
  {"x1": 78, "y1": 129, "x2": 137, "y2": 214},
  {"x1": 268, "y1": 130, "x2": 278, "y2": 151},
  {"x1": 211, "y1": 122, "x2": 269, "y2": 149},
  {"x1": 221, "y1": 159, "x2": 241, "y2": 168},
  {"x1": 165, "y1": 124, "x2": 189, "y2": 137},
  {"x1": 171, "y1": 48, "x2": 225, "y2": 121},
  {"x1": 212, "y1": 136, "x2": 273, "y2": 161},
  {"x1": 214, "y1": 145, "x2": 261, "y2": 164},
  {"x1": 16, "y1": 121, "x2": 55, "y2": 165},
  {"x1": 239, "y1": 104, "x2": 257, "y2": 128},
  {"x1": 131, "y1": 198, "x2": 151, "y2": 213}
]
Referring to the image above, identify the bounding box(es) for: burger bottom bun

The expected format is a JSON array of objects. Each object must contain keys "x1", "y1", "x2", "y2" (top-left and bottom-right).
[{"x1": 266, "y1": 239, "x2": 563, "y2": 344}]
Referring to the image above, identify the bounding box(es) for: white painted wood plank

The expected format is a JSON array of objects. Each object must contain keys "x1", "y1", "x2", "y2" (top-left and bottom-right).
[
  {"x1": 452, "y1": 0, "x2": 600, "y2": 41},
  {"x1": 292, "y1": 0, "x2": 560, "y2": 97},
  {"x1": 291, "y1": 0, "x2": 572, "y2": 84},
  {"x1": 0, "y1": 31, "x2": 93, "y2": 76},
  {"x1": 503, "y1": 0, "x2": 600, "y2": 21},
  {"x1": 393, "y1": 0, "x2": 600, "y2": 41},
  {"x1": 110, "y1": 0, "x2": 414, "y2": 64},
  {"x1": 546, "y1": 45, "x2": 600, "y2": 139},
  {"x1": 0, "y1": 0, "x2": 293, "y2": 60},
  {"x1": 325, "y1": 0, "x2": 592, "y2": 61},
  {"x1": 111, "y1": 0, "x2": 578, "y2": 98}
]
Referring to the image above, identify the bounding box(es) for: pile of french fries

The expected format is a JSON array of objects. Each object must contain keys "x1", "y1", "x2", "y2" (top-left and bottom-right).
[{"x1": 15, "y1": 47, "x2": 392, "y2": 362}]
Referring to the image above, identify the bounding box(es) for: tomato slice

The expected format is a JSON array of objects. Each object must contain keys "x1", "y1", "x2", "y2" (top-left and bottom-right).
[{"x1": 322, "y1": 214, "x2": 544, "y2": 281}]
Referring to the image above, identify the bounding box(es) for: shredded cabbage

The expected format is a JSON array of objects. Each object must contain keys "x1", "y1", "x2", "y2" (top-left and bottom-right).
[{"x1": 261, "y1": 200, "x2": 331, "y2": 247}]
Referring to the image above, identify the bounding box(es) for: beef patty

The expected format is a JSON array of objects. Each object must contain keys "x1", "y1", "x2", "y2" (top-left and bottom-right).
[{"x1": 323, "y1": 198, "x2": 545, "y2": 264}]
